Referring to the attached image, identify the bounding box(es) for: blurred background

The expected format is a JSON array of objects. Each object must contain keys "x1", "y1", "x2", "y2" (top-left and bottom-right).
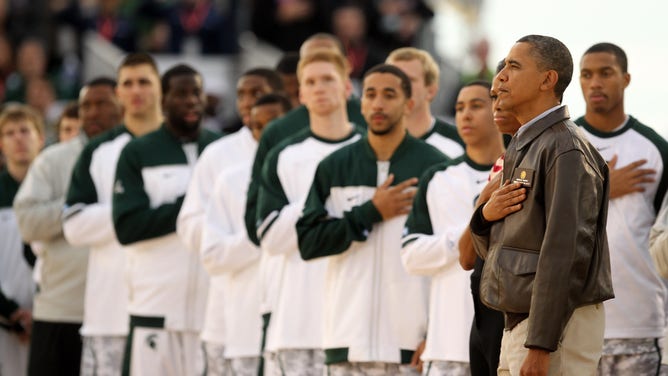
[
  {"x1": 466, "y1": 0, "x2": 668, "y2": 138},
  {"x1": 0, "y1": 0, "x2": 664, "y2": 143}
]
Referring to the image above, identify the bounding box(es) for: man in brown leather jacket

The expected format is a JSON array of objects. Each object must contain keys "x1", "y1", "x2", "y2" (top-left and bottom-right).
[{"x1": 469, "y1": 35, "x2": 614, "y2": 376}]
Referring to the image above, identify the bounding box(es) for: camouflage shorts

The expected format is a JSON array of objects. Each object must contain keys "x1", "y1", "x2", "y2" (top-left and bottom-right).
[
  {"x1": 264, "y1": 351, "x2": 278, "y2": 375},
  {"x1": 598, "y1": 338, "x2": 666, "y2": 376},
  {"x1": 80, "y1": 335, "x2": 126, "y2": 376},
  {"x1": 225, "y1": 356, "x2": 260, "y2": 376},
  {"x1": 327, "y1": 362, "x2": 420, "y2": 376},
  {"x1": 204, "y1": 341, "x2": 227, "y2": 375},
  {"x1": 266, "y1": 349, "x2": 324, "y2": 376},
  {"x1": 423, "y1": 360, "x2": 470, "y2": 376}
]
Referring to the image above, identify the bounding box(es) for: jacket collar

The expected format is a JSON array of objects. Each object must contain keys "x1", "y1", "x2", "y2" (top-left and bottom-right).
[
  {"x1": 514, "y1": 105, "x2": 570, "y2": 150},
  {"x1": 362, "y1": 131, "x2": 415, "y2": 162},
  {"x1": 575, "y1": 115, "x2": 635, "y2": 139}
]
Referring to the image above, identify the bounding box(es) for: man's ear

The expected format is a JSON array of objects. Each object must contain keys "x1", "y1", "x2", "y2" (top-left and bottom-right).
[
  {"x1": 426, "y1": 82, "x2": 438, "y2": 102},
  {"x1": 405, "y1": 98, "x2": 415, "y2": 114},
  {"x1": 298, "y1": 88, "x2": 306, "y2": 106},
  {"x1": 540, "y1": 70, "x2": 558, "y2": 93},
  {"x1": 345, "y1": 78, "x2": 353, "y2": 99},
  {"x1": 37, "y1": 132, "x2": 45, "y2": 150},
  {"x1": 623, "y1": 72, "x2": 631, "y2": 89}
]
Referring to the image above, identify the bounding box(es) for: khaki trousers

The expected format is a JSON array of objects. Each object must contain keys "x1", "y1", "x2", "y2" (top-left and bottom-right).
[{"x1": 498, "y1": 303, "x2": 605, "y2": 376}]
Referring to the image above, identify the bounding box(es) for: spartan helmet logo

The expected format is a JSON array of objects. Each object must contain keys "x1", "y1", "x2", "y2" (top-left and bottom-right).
[
  {"x1": 145, "y1": 334, "x2": 158, "y2": 350},
  {"x1": 520, "y1": 170, "x2": 526, "y2": 180}
]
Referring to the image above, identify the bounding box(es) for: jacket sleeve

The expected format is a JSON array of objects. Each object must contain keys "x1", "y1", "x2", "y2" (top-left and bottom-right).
[
  {"x1": 297, "y1": 162, "x2": 383, "y2": 260},
  {"x1": 525, "y1": 149, "x2": 604, "y2": 351},
  {"x1": 62, "y1": 146, "x2": 116, "y2": 247},
  {"x1": 14, "y1": 150, "x2": 68, "y2": 242},
  {"x1": 112, "y1": 144, "x2": 183, "y2": 245},
  {"x1": 0, "y1": 290, "x2": 19, "y2": 320},
  {"x1": 244, "y1": 136, "x2": 270, "y2": 246},
  {"x1": 401, "y1": 175, "x2": 462, "y2": 276},
  {"x1": 200, "y1": 173, "x2": 260, "y2": 275},
  {"x1": 177, "y1": 150, "x2": 215, "y2": 253},
  {"x1": 63, "y1": 203, "x2": 115, "y2": 247},
  {"x1": 469, "y1": 204, "x2": 492, "y2": 259},
  {"x1": 650, "y1": 193, "x2": 668, "y2": 278},
  {"x1": 256, "y1": 150, "x2": 301, "y2": 256}
]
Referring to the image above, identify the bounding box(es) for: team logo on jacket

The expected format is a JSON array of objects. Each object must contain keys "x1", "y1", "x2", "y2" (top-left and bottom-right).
[
  {"x1": 145, "y1": 333, "x2": 158, "y2": 350},
  {"x1": 114, "y1": 180, "x2": 125, "y2": 194}
]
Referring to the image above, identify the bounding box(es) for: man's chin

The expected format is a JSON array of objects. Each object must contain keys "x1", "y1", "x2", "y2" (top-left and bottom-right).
[
  {"x1": 84, "y1": 125, "x2": 104, "y2": 138},
  {"x1": 592, "y1": 106, "x2": 609, "y2": 114},
  {"x1": 183, "y1": 118, "x2": 202, "y2": 130},
  {"x1": 369, "y1": 126, "x2": 392, "y2": 136}
]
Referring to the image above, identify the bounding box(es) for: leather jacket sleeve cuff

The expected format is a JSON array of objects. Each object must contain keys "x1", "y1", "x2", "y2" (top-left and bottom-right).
[
  {"x1": 524, "y1": 344, "x2": 554, "y2": 352},
  {"x1": 470, "y1": 203, "x2": 493, "y2": 236}
]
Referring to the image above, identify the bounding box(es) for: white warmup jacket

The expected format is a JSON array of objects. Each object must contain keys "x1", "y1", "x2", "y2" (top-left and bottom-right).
[
  {"x1": 178, "y1": 127, "x2": 257, "y2": 343},
  {"x1": 201, "y1": 163, "x2": 262, "y2": 358},
  {"x1": 63, "y1": 125, "x2": 132, "y2": 336},
  {"x1": 401, "y1": 156, "x2": 493, "y2": 362},
  {"x1": 256, "y1": 127, "x2": 362, "y2": 352},
  {"x1": 577, "y1": 116, "x2": 668, "y2": 340}
]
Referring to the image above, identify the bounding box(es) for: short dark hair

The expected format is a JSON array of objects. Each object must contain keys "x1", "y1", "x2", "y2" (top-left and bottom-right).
[
  {"x1": 363, "y1": 64, "x2": 412, "y2": 98},
  {"x1": 583, "y1": 42, "x2": 628, "y2": 73},
  {"x1": 254, "y1": 93, "x2": 293, "y2": 113},
  {"x1": 118, "y1": 52, "x2": 160, "y2": 75},
  {"x1": 61, "y1": 101, "x2": 79, "y2": 119},
  {"x1": 463, "y1": 80, "x2": 491, "y2": 91},
  {"x1": 516, "y1": 35, "x2": 573, "y2": 99},
  {"x1": 496, "y1": 59, "x2": 505, "y2": 74},
  {"x1": 161, "y1": 64, "x2": 200, "y2": 95},
  {"x1": 242, "y1": 68, "x2": 284, "y2": 92},
  {"x1": 86, "y1": 76, "x2": 117, "y2": 90},
  {"x1": 276, "y1": 52, "x2": 300, "y2": 74},
  {"x1": 56, "y1": 102, "x2": 79, "y2": 133}
]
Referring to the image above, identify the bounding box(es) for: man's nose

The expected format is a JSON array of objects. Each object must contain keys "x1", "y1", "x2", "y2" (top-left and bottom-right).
[
  {"x1": 589, "y1": 76, "x2": 603, "y2": 89},
  {"x1": 370, "y1": 97, "x2": 385, "y2": 111},
  {"x1": 463, "y1": 108, "x2": 473, "y2": 120}
]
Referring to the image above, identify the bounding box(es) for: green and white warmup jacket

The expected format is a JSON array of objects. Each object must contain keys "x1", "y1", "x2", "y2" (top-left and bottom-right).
[
  {"x1": 245, "y1": 99, "x2": 366, "y2": 246},
  {"x1": 576, "y1": 116, "x2": 668, "y2": 340},
  {"x1": 112, "y1": 125, "x2": 219, "y2": 332},
  {"x1": 201, "y1": 161, "x2": 262, "y2": 357},
  {"x1": 423, "y1": 118, "x2": 464, "y2": 158},
  {"x1": 0, "y1": 171, "x2": 34, "y2": 322},
  {"x1": 256, "y1": 126, "x2": 363, "y2": 352},
  {"x1": 297, "y1": 134, "x2": 448, "y2": 365},
  {"x1": 401, "y1": 155, "x2": 493, "y2": 363},
  {"x1": 62, "y1": 125, "x2": 132, "y2": 337},
  {"x1": 14, "y1": 135, "x2": 89, "y2": 323}
]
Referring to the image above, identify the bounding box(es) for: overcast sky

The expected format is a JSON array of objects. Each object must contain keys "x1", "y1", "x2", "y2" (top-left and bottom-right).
[{"x1": 435, "y1": 0, "x2": 668, "y2": 137}]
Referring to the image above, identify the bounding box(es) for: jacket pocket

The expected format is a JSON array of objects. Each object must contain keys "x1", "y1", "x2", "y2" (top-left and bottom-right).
[
  {"x1": 498, "y1": 247, "x2": 539, "y2": 275},
  {"x1": 481, "y1": 246, "x2": 538, "y2": 313}
]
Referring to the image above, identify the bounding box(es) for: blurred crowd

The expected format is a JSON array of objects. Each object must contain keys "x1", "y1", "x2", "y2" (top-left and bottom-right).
[{"x1": 0, "y1": 0, "x2": 490, "y2": 148}]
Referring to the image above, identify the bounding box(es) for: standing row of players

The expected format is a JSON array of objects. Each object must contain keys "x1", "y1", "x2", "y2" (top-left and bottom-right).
[{"x1": 1, "y1": 32, "x2": 667, "y2": 376}]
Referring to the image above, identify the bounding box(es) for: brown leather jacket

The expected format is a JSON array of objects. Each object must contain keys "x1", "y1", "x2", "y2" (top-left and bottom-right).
[{"x1": 470, "y1": 106, "x2": 614, "y2": 351}]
